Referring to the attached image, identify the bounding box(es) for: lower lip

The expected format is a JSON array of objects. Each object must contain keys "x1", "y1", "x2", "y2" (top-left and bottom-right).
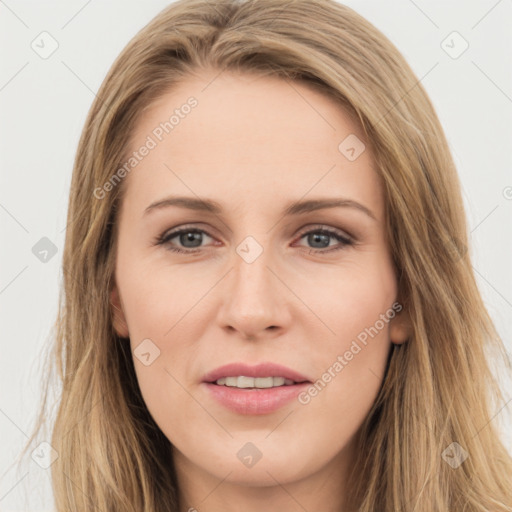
[{"x1": 203, "y1": 382, "x2": 310, "y2": 415}]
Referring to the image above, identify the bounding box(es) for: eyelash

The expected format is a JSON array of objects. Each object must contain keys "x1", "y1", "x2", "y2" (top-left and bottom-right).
[{"x1": 154, "y1": 224, "x2": 355, "y2": 255}]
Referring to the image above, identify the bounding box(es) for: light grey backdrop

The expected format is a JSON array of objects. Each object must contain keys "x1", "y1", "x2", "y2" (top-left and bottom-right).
[{"x1": 1, "y1": 1, "x2": 511, "y2": 510}]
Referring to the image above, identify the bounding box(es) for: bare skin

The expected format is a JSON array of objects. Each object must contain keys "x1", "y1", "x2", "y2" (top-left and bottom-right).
[{"x1": 110, "y1": 69, "x2": 411, "y2": 512}]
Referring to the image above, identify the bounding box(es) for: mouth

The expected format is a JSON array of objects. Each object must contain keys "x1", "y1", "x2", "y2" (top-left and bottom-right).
[
  {"x1": 202, "y1": 362, "x2": 312, "y2": 415},
  {"x1": 211, "y1": 375, "x2": 308, "y2": 388}
]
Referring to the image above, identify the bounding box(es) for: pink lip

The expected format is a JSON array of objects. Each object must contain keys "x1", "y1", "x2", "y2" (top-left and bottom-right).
[
  {"x1": 201, "y1": 362, "x2": 312, "y2": 415},
  {"x1": 203, "y1": 382, "x2": 311, "y2": 415},
  {"x1": 202, "y1": 362, "x2": 311, "y2": 383}
]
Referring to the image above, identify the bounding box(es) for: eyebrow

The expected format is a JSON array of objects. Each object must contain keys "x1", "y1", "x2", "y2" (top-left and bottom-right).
[{"x1": 143, "y1": 195, "x2": 377, "y2": 221}]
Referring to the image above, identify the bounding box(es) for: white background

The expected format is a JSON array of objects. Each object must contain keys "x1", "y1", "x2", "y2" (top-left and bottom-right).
[{"x1": 1, "y1": 1, "x2": 511, "y2": 510}]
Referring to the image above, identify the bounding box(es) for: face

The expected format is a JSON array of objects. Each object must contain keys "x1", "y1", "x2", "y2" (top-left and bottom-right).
[{"x1": 110, "y1": 69, "x2": 410, "y2": 505}]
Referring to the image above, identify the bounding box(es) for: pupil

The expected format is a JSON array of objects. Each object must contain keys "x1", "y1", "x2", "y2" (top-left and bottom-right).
[
  {"x1": 309, "y1": 233, "x2": 329, "y2": 248},
  {"x1": 181, "y1": 231, "x2": 202, "y2": 248}
]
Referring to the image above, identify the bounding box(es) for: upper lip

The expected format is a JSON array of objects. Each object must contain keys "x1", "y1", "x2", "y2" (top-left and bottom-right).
[{"x1": 202, "y1": 362, "x2": 312, "y2": 383}]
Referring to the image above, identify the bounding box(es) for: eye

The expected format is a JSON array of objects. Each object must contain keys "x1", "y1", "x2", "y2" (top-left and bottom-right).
[
  {"x1": 154, "y1": 226, "x2": 215, "y2": 254},
  {"x1": 154, "y1": 225, "x2": 354, "y2": 254},
  {"x1": 294, "y1": 226, "x2": 354, "y2": 253}
]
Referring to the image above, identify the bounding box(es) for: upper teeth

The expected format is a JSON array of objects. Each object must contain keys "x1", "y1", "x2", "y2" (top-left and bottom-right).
[{"x1": 215, "y1": 376, "x2": 295, "y2": 388}]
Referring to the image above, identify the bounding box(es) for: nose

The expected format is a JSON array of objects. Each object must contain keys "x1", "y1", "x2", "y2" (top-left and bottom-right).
[{"x1": 217, "y1": 241, "x2": 291, "y2": 341}]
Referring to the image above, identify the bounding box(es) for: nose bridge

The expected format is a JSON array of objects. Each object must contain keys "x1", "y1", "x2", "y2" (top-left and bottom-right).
[
  {"x1": 219, "y1": 234, "x2": 285, "y2": 334},
  {"x1": 231, "y1": 235, "x2": 275, "y2": 307}
]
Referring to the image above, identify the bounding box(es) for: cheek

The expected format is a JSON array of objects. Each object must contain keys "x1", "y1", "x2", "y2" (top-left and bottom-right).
[
  {"x1": 119, "y1": 257, "x2": 203, "y2": 339},
  {"x1": 304, "y1": 254, "x2": 397, "y2": 350},
  {"x1": 298, "y1": 256, "x2": 396, "y2": 412},
  {"x1": 118, "y1": 262, "x2": 211, "y2": 426}
]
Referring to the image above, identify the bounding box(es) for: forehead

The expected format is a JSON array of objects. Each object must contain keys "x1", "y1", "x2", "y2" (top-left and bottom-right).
[{"x1": 120, "y1": 70, "x2": 383, "y2": 218}]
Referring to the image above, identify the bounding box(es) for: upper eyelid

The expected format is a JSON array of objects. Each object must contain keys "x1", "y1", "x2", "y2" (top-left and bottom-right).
[
  {"x1": 160, "y1": 224, "x2": 354, "y2": 244},
  {"x1": 162, "y1": 225, "x2": 215, "y2": 240}
]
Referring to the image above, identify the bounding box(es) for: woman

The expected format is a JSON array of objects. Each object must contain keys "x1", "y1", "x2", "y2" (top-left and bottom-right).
[{"x1": 27, "y1": 0, "x2": 512, "y2": 510}]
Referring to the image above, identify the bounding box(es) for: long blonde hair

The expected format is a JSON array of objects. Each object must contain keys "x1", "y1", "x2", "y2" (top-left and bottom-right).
[{"x1": 24, "y1": 0, "x2": 512, "y2": 510}]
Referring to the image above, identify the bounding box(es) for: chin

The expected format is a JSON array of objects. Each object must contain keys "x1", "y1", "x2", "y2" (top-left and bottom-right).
[{"x1": 195, "y1": 441, "x2": 317, "y2": 486}]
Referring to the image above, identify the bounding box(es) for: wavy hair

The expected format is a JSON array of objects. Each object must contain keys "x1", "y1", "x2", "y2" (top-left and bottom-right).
[{"x1": 23, "y1": 0, "x2": 512, "y2": 510}]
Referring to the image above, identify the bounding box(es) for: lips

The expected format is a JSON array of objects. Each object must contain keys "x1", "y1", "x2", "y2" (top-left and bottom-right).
[
  {"x1": 202, "y1": 362, "x2": 312, "y2": 384},
  {"x1": 203, "y1": 381, "x2": 311, "y2": 414}
]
